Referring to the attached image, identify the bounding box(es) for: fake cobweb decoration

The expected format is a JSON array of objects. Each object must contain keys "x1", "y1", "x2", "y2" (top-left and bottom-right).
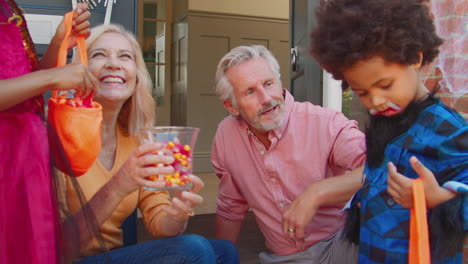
[
  {"x1": 76, "y1": 0, "x2": 117, "y2": 24},
  {"x1": 78, "y1": 0, "x2": 117, "y2": 8},
  {"x1": 420, "y1": 0, "x2": 467, "y2": 109}
]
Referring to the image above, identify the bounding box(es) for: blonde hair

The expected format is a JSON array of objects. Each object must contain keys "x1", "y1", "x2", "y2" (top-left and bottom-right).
[{"x1": 85, "y1": 24, "x2": 155, "y2": 136}]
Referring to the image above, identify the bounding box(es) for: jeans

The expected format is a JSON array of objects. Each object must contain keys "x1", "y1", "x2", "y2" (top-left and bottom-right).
[{"x1": 76, "y1": 234, "x2": 239, "y2": 264}]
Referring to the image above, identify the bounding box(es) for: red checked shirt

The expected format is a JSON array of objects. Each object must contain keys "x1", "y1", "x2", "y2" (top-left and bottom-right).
[{"x1": 211, "y1": 90, "x2": 366, "y2": 256}]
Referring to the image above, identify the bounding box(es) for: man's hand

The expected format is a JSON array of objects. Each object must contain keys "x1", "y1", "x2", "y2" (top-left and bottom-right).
[
  {"x1": 282, "y1": 190, "x2": 318, "y2": 244},
  {"x1": 281, "y1": 166, "x2": 364, "y2": 244},
  {"x1": 387, "y1": 156, "x2": 456, "y2": 209}
]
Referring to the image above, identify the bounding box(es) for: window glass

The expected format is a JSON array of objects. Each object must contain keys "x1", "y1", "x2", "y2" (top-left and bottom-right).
[
  {"x1": 143, "y1": 21, "x2": 156, "y2": 62},
  {"x1": 342, "y1": 90, "x2": 368, "y2": 132},
  {"x1": 141, "y1": 0, "x2": 167, "y2": 106},
  {"x1": 143, "y1": 0, "x2": 165, "y2": 20}
]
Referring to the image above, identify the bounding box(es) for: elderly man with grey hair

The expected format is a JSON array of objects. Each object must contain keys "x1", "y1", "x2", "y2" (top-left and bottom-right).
[{"x1": 211, "y1": 45, "x2": 366, "y2": 264}]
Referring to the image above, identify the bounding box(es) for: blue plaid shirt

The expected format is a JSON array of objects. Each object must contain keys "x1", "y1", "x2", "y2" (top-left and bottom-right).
[{"x1": 357, "y1": 100, "x2": 468, "y2": 263}]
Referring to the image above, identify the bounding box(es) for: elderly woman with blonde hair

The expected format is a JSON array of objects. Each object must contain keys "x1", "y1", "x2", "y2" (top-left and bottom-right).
[{"x1": 60, "y1": 24, "x2": 239, "y2": 264}]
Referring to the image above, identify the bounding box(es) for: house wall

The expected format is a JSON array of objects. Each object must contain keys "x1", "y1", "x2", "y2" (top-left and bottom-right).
[
  {"x1": 172, "y1": 7, "x2": 289, "y2": 173},
  {"x1": 422, "y1": 0, "x2": 467, "y2": 119},
  {"x1": 189, "y1": 0, "x2": 289, "y2": 19},
  {"x1": 18, "y1": 0, "x2": 137, "y2": 56}
]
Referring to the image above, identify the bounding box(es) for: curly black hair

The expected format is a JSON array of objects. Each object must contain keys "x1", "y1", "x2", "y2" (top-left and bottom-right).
[{"x1": 310, "y1": 0, "x2": 443, "y2": 90}]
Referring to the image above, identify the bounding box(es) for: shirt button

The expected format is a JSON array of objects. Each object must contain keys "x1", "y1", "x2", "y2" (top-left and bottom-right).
[
  {"x1": 271, "y1": 178, "x2": 277, "y2": 183},
  {"x1": 278, "y1": 203, "x2": 284, "y2": 208},
  {"x1": 387, "y1": 198, "x2": 395, "y2": 206},
  {"x1": 260, "y1": 150, "x2": 265, "y2": 155}
]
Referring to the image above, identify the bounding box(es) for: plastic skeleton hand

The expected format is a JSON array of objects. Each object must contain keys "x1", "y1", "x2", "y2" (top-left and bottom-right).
[
  {"x1": 77, "y1": 0, "x2": 117, "y2": 9},
  {"x1": 77, "y1": 0, "x2": 97, "y2": 9},
  {"x1": 98, "y1": 0, "x2": 117, "y2": 6}
]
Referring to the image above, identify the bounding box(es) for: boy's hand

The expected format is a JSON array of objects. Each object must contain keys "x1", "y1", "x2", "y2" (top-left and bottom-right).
[
  {"x1": 387, "y1": 160, "x2": 414, "y2": 208},
  {"x1": 387, "y1": 156, "x2": 456, "y2": 209}
]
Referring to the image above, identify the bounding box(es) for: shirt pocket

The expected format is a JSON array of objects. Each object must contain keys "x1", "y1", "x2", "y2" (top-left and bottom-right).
[{"x1": 362, "y1": 188, "x2": 409, "y2": 239}]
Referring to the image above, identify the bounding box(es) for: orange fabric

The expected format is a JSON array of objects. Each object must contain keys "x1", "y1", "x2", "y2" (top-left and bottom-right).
[
  {"x1": 409, "y1": 178, "x2": 431, "y2": 264},
  {"x1": 48, "y1": 11, "x2": 102, "y2": 176}
]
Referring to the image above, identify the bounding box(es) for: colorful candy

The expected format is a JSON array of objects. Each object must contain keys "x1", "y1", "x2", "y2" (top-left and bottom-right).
[
  {"x1": 55, "y1": 94, "x2": 86, "y2": 108},
  {"x1": 148, "y1": 139, "x2": 193, "y2": 188}
]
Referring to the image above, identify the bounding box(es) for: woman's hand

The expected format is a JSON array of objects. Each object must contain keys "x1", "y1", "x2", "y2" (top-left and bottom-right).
[
  {"x1": 162, "y1": 175, "x2": 205, "y2": 223},
  {"x1": 111, "y1": 143, "x2": 175, "y2": 198},
  {"x1": 53, "y1": 3, "x2": 92, "y2": 49}
]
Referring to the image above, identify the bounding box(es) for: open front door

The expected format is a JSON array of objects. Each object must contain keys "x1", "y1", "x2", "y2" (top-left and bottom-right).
[{"x1": 289, "y1": 0, "x2": 322, "y2": 105}]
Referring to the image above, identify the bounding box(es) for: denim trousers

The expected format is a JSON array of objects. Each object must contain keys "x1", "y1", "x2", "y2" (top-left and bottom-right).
[{"x1": 76, "y1": 234, "x2": 239, "y2": 264}]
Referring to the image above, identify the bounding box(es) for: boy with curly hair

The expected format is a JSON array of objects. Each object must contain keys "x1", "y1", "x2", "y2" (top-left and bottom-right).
[{"x1": 310, "y1": 0, "x2": 468, "y2": 263}]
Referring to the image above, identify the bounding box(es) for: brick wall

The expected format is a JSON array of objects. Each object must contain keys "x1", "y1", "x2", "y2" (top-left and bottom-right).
[
  {"x1": 423, "y1": 1, "x2": 468, "y2": 256},
  {"x1": 421, "y1": 0, "x2": 467, "y2": 120}
]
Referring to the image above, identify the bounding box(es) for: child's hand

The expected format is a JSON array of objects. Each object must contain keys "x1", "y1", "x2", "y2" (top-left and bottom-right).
[
  {"x1": 70, "y1": 3, "x2": 92, "y2": 38},
  {"x1": 54, "y1": 3, "x2": 92, "y2": 49},
  {"x1": 387, "y1": 160, "x2": 415, "y2": 208},
  {"x1": 46, "y1": 62, "x2": 98, "y2": 98},
  {"x1": 387, "y1": 156, "x2": 456, "y2": 209}
]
